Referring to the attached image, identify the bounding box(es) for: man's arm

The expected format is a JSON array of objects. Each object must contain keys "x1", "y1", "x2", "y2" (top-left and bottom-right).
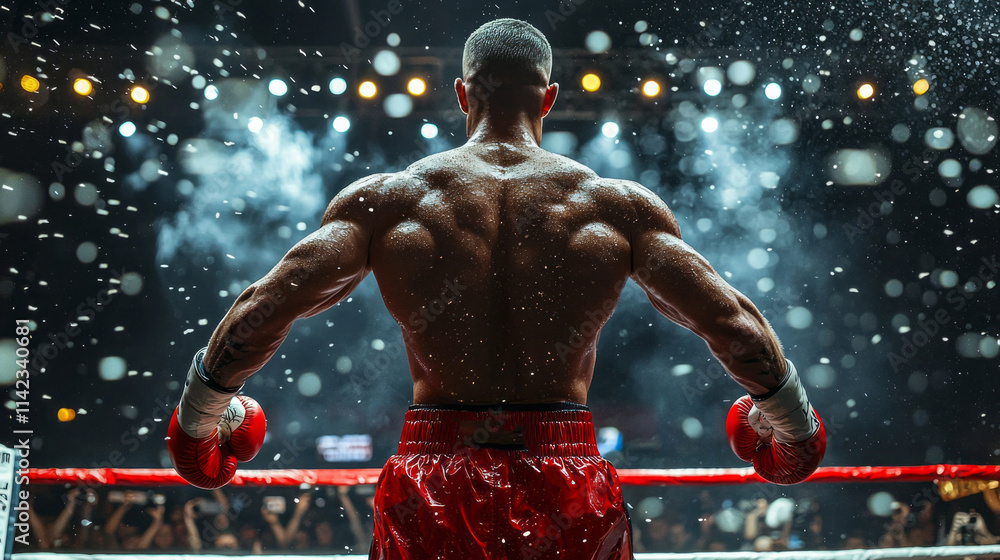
[
  {"x1": 625, "y1": 181, "x2": 826, "y2": 485},
  {"x1": 626, "y1": 183, "x2": 786, "y2": 394},
  {"x1": 201, "y1": 174, "x2": 387, "y2": 388}
]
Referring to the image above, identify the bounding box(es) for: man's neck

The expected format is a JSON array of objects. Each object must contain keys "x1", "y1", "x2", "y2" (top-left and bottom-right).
[{"x1": 466, "y1": 111, "x2": 541, "y2": 147}]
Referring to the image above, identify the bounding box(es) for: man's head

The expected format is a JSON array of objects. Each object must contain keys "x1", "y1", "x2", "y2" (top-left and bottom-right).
[
  {"x1": 456, "y1": 18, "x2": 558, "y2": 140},
  {"x1": 462, "y1": 18, "x2": 552, "y2": 86}
]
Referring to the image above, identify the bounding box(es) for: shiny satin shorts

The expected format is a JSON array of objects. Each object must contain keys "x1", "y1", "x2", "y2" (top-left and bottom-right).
[{"x1": 370, "y1": 403, "x2": 633, "y2": 560}]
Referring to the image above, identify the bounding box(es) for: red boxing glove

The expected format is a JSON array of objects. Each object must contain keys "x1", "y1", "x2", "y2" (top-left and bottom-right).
[
  {"x1": 726, "y1": 360, "x2": 826, "y2": 485},
  {"x1": 166, "y1": 349, "x2": 266, "y2": 489}
]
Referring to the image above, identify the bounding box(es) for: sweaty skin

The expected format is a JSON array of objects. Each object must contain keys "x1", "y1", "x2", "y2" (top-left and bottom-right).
[{"x1": 202, "y1": 74, "x2": 787, "y2": 405}]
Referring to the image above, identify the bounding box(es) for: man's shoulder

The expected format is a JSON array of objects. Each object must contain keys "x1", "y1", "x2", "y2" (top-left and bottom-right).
[{"x1": 581, "y1": 176, "x2": 679, "y2": 236}]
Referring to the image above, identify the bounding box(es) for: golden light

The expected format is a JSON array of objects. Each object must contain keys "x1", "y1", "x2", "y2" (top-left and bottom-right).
[
  {"x1": 857, "y1": 83, "x2": 875, "y2": 100},
  {"x1": 57, "y1": 408, "x2": 76, "y2": 422},
  {"x1": 20, "y1": 74, "x2": 40, "y2": 92},
  {"x1": 130, "y1": 85, "x2": 150, "y2": 104},
  {"x1": 358, "y1": 80, "x2": 377, "y2": 98},
  {"x1": 406, "y1": 78, "x2": 426, "y2": 96},
  {"x1": 72, "y1": 78, "x2": 93, "y2": 96},
  {"x1": 913, "y1": 78, "x2": 930, "y2": 95},
  {"x1": 581, "y1": 73, "x2": 601, "y2": 92},
  {"x1": 641, "y1": 79, "x2": 661, "y2": 97}
]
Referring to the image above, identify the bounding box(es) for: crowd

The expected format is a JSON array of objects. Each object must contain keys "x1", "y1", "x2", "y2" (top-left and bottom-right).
[{"x1": 20, "y1": 484, "x2": 1000, "y2": 553}]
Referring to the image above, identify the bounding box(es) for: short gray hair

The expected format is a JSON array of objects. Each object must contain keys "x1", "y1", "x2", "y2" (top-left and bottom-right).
[{"x1": 462, "y1": 18, "x2": 552, "y2": 85}]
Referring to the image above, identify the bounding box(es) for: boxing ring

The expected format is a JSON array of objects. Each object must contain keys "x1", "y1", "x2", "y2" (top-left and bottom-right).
[{"x1": 11, "y1": 465, "x2": 1000, "y2": 559}]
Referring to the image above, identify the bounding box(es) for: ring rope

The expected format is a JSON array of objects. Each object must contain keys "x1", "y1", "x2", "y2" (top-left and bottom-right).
[{"x1": 23, "y1": 464, "x2": 1000, "y2": 487}]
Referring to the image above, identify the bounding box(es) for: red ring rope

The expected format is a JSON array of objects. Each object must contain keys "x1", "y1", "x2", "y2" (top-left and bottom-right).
[{"x1": 23, "y1": 465, "x2": 1000, "y2": 487}]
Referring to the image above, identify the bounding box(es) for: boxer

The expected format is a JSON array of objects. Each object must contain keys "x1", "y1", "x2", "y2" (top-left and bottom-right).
[{"x1": 167, "y1": 18, "x2": 825, "y2": 559}]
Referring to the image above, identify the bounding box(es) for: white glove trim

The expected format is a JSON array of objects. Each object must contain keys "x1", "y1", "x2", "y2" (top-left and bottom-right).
[
  {"x1": 176, "y1": 347, "x2": 244, "y2": 439},
  {"x1": 750, "y1": 359, "x2": 819, "y2": 443}
]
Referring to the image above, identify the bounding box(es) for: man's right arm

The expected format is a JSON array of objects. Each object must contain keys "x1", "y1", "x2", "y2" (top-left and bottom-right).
[
  {"x1": 625, "y1": 183, "x2": 786, "y2": 394},
  {"x1": 623, "y1": 181, "x2": 826, "y2": 485}
]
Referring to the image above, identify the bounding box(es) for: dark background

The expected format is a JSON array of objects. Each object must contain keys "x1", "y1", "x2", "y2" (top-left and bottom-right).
[{"x1": 0, "y1": 0, "x2": 997, "y2": 484}]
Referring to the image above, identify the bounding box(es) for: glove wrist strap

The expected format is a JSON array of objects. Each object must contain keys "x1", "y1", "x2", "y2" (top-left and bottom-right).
[
  {"x1": 176, "y1": 347, "x2": 244, "y2": 439},
  {"x1": 750, "y1": 359, "x2": 819, "y2": 443}
]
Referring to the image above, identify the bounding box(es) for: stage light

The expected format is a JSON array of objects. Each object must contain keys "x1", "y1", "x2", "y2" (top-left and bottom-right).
[
  {"x1": 329, "y1": 77, "x2": 347, "y2": 95},
  {"x1": 857, "y1": 83, "x2": 875, "y2": 99},
  {"x1": 359, "y1": 80, "x2": 377, "y2": 98},
  {"x1": 581, "y1": 73, "x2": 601, "y2": 92},
  {"x1": 72, "y1": 78, "x2": 93, "y2": 96},
  {"x1": 204, "y1": 84, "x2": 219, "y2": 100},
  {"x1": 130, "y1": 85, "x2": 150, "y2": 104},
  {"x1": 384, "y1": 93, "x2": 412, "y2": 118},
  {"x1": 57, "y1": 408, "x2": 76, "y2": 422},
  {"x1": 701, "y1": 116, "x2": 719, "y2": 133},
  {"x1": 601, "y1": 121, "x2": 619, "y2": 138},
  {"x1": 332, "y1": 115, "x2": 351, "y2": 132},
  {"x1": 268, "y1": 78, "x2": 288, "y2": 96},
  {"x1": 641, "y1": 79, "x2": 661, "y2": 97},
  {"x1": 373, "y1": 50, "x2": 401, "y2": 76},
  {"x1": 764, "y1": 82, "x2": 782, "y2": 100},
  {"x1": 407, "y1": 78, "x2": 426, "y2": 96},
  {"x1": 420, "y1": 123, "x2": 439, "y2": 139},
  {"x1": 703, "y1": 79, "x2": 722, "y2": 96},
  {"x1": 913, "y1": 79, "x2": 929, "y2": 95},
  {"x1": 119, "y1": 121, "x2": 137, "y2": 137},
  {"x1": 21, "y1": 75, "x2": 40, "y2": 92}
]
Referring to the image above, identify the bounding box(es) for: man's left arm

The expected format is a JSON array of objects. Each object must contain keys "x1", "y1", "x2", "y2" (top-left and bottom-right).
[
  {"x1": 166, "y1": 175, "x2": 385, "y2": 489},
  {"x1": 202, "y1": 182, "x2": 376, "y2": 387}
]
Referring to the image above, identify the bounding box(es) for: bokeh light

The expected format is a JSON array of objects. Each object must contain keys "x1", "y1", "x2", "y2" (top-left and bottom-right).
[
  {"x1": 703, "y1": 79, "x2": 722, "y2": 96},
  {"x1": 641, "y1": 79, "x2": 661, "y2": 97},
  {"x1": 130, "y1": 85, "x2": 150, "y2": 104},
  {"x1": 329, "y1": 77, "x2": 347, "y2": 95},
  {"x1": 420, "y1": 123, "x2": 438, "y2": 139},
  {"x1": 332, "y1": 115, "x2": 351, "y2": 132},
  {"x1": 21, "y1": 75, "x2": 40, "y2": 92},
  {"x1": 912, "y1": 78, "x2": 930, "y2": 95},
  {"x1": 268, "y1": 78, "x2": 288, "y2": 96},
  {"x1": 72, "y1": 78, "x2": 93, "y2": 96},
  {"x1": 601, "y1": 121, "x2": 619, "y2": 138},
  {"x1": 857, "y1": 83, "x2": 875, "y2": 99},
  {"x1": 358, "y1": 80, "x2": 377, "y2": 98},
  {"x1": 581, "y1": 73, "x2": 601, "y2": 92},
  {"x1": 57, "y1": 408, "x2": 76, "y2": 422},
  {"x1": 406, "y1": 77, "x2": 426, "y2": 96},
  {"x1": 764, "y1": 82, "x2": 782, "y2": 99}
]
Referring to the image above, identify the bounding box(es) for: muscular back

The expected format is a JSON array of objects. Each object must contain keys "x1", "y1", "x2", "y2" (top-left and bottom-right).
[
  {"x1": 206, "y1": 139, "x2": 784, "y2": 404},
  {"x1": 367, "y1": 144, "x2": 634, "y2": 404}
]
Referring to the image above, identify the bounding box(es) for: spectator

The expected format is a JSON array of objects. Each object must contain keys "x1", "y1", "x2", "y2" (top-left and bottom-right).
[
  {"x1": 261, "y1": 492, "x2": 312, "y2": 549},
  {"x1": 946, "y1": 511, "x2": 1000, "y2": 546}
]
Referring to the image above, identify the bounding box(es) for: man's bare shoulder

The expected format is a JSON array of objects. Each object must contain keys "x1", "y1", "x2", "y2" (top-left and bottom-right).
[
  {"x1": 322, "y1": 171, "x2": 425, "y2": 225},
  {"x1": 573, "y1": 174, "x2": 680, "y2": 238}
]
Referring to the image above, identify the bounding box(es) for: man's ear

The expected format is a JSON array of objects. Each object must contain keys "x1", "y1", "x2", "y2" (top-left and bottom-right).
[
  {"x1": 541, "y1": 82, "x2": 559, "y2": 118},
  {"x1": 455, "y1": 78, "x2": 469, "y2": 114}
]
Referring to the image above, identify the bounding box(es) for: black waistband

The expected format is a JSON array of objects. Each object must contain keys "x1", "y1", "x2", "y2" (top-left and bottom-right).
[{"x1": 408, "y1": 402, "x2": 590, "y2": 412}]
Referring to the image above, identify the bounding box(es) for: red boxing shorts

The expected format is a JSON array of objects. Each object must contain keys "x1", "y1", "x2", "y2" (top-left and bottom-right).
[{"x1": 370, "y1": 403, "x2": 633, "y2": 560}]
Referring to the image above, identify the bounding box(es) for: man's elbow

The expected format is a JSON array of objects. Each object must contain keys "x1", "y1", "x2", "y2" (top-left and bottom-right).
[{"x1": 707, "y1": 313, "x2": 784, "y2": 376}]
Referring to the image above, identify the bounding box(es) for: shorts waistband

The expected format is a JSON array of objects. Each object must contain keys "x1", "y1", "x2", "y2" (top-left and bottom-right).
[{"x1": 398, "y1": 403, "x2": 599, "y2": 457}]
